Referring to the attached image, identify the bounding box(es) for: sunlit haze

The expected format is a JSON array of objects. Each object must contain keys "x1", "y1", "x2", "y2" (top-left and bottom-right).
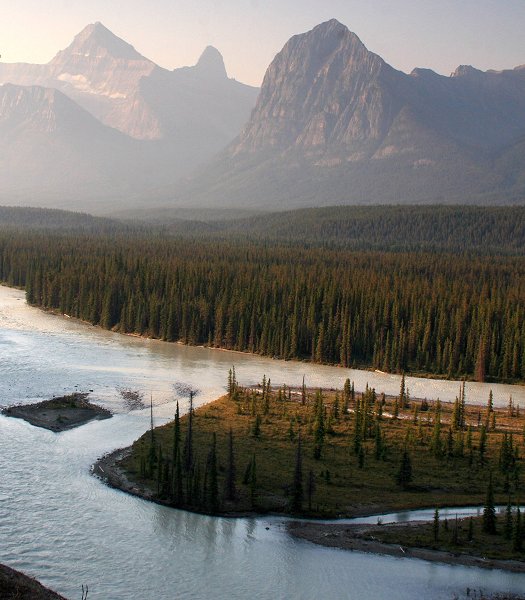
[{"x1": 1, "y1": 0, "x2": 524, "y2": 86}]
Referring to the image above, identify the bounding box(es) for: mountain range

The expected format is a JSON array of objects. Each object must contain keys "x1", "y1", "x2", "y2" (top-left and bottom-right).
[
  {"x1": 0, "y1": 19, "x2": 524, "y2": 212},
  {"x1": 0, "y1": 22, "x2": 257, "y2": 208},
  {"x1": 169, "y1": 19, "x2": 525, "y2": 209}
]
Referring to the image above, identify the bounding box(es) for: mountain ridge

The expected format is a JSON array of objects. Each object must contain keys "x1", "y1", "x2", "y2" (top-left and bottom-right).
[{"x1": 165, "y1": 18, "x2": 525, "y2": 209}]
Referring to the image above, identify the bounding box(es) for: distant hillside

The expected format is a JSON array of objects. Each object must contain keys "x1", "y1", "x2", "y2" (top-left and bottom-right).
[
  {"x1": 0, "y1": 206, "x2": 125, "y2": 232},
  {"x1": 3, "y1": 204, "x2": 525, "y2": 256},
  {"x1": 162, "y1": 205, "x2": 525, "y2": 254}
]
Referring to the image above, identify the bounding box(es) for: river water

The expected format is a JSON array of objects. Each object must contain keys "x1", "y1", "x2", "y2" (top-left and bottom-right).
[{"x1": 0, "y1": 284, "x2": 524, "y2": 599}]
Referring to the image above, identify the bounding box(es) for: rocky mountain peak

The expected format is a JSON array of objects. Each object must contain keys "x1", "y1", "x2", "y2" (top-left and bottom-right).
[
  {"x1": 51, "y1": 22, "x2": 149, "y2": 64},
  {"x1": 195, "y1": 46, "x2": 227, "y2": 79},
  {"x1": 232, "y1": 18, "x2": 391, "y2": 153},
  {"x1": 451, "y1": 65, "x2": 483, "y2": 78}
]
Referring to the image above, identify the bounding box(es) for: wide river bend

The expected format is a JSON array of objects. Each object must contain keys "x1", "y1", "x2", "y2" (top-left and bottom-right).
[{"x1": 0, "y1": 285, "x2": 524, "y2": 599}]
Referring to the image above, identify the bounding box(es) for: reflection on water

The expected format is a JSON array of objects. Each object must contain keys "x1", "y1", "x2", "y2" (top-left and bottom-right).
[{"x1": 1, "y1": 285, "x2": 525, "y2": 599}]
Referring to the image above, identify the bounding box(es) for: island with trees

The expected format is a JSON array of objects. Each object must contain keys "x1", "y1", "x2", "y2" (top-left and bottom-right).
[{"x1": 95, "y1": 369, "x2": 525, "y2": 571}]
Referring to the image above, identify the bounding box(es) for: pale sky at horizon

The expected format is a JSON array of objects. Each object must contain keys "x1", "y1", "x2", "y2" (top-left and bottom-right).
[{"x1": 1, "y1": 0, "x2": 524, "y2": 87}]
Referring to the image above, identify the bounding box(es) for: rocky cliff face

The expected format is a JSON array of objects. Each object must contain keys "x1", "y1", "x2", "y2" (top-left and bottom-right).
[
  {"x1": 233, "y1": 19, "x2": 402, "y2": 155},
  {"x1": 232, "y1": 19, "x2": 525, "y2": 160}
]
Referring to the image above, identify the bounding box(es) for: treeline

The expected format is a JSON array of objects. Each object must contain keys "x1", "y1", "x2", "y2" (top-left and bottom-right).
[
  {"x1": 165, "y1": 205, "x2": 525, "y2": 255},
  {"x1": 0, "y1": 206, "x2": 127, "y2": 234},
  {"x1": 3, "y1": 205, "x2": 525, "y2": 255},
  {"x1": 1, "y1": 228, "x2": 524, "y2": 382}
]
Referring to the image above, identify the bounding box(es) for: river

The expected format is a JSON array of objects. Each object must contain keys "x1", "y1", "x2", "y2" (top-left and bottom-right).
[{"x1": 0, "y1": 284, "x2": 524, "y2": 599}]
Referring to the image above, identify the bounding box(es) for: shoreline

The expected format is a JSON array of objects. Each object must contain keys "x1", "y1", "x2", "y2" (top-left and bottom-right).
[
  {"x1": 92, "y1": 447, "x2": 525, "y2": 573},
  {"x1": 287, "y1": 521, "x2": 525, "y2": 573},
  {"x1": 26, "y1": 296, "x2": 524, "y2": 389}
]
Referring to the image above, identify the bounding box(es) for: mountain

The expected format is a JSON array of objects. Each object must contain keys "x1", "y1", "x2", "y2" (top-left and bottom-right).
[
  {"x1": 168, "y1": 19, "x2": 525, "y2": 209},
  {"x1": 0, "y1": 22, "x2": 257, "y2": 142},
  {"x1": 0, "y1": 23, "x2": 258, "y2": 209},
  {"x1": 0, "y1": 83, "x2": 167, "y2": 206}
]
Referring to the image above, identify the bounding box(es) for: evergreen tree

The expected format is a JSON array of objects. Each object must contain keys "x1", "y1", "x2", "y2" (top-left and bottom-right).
[
  {"x1": 482, "y1": 473, "x2": 497, "y2": 534},
  {"x1": 433, "y1": 508, "x2": 440, "y2": 541},
  {"x1": 313, "y1": 390, "x2": 325, "y2": 459},
  {"x1": 225, "y1": 427, "x2": 236, "y2": 502},
  {"x1": 252, "y1": 414, "x2": 261, "y2": 438},
  {"x1": 291, "y1": 435, "x2": 304, "y2": 513},
  {"x1": 465, "y1": 516, "x2": 473, "y2": 541},
  {"x1": 172, "y1": 401, "x2": 180, "y2": 466},
  {"x1": 183, "y1": 391, "x2": 195, "y2": 472},
  {"x1": 512, "y1": 505, "x2": 522, "y2": 552},
  {"x1": 207, "y1": 433, "x2": 219, "y2": 513},
  {"x1": 396, "y1": 449, "x2": 413, "y2": 489},
  {"x1": 504, "y1": 498, "x2": 513, "y2": 540}
]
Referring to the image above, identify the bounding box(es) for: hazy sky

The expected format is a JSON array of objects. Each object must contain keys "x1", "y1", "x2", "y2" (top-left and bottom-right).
[{"x1": 1, "y1": 0, "x2": 524, "y2": 86}]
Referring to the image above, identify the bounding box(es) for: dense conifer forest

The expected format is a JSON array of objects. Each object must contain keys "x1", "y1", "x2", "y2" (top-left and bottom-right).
[{"x1": 1, "y1": 205, "x2": 524, "y2": 382}]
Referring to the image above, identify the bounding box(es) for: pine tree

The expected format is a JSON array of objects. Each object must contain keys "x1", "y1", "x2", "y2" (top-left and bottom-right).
[
  {"x1": 504, "y1": 498, "x2": 513, "y2": 540},
  {"x1": 207, "y1": 433, "x2": 219, "y2": 513},
  {"x1": 291, "y1": 435, "x2": 304, "y2": 513},
  {"x1": 482, "y1": 473, "x2": 497, "y2": 534},
  {"x1": 358, "y1": 445, "x2": 365, "y2": 469},
  {"x1": 399, "y1": 373, "x2": 406, "y2": 409},
  {"x1": 172, "y1": 401, "x2": 180, "y2": 467},
  {"x1": 252, "y1": 414, "x2": 261, "y2": 438},
  {"x1": 396, "y1": 449, "x2": 413, "y2": 489},
  {"x1": 512, "y1": 505, "x2": 522, "y2": 552},
  {"x1": 148, "y1": 394, "x2": 157, "y2": 477},
  {"x1": 467, "y1": 517, "x2": 474, "y2": 542},
  {"x1": 183, "y1": 391, "x2": 195, "y2": 472},
  {"x1": 313, "y1": 390, "x2": 325, "y2": 459},
  {"x1": 249, "y1": 454, "x2": 257, "y2": 507},
  {"x1": 374, "y1": 423, "x2": 383, "y2": 460},
  {"x1": 479, "y1": 424, "x2": 487, "y2": 464},
  {"x1": 225, "y1": 427, "x2": 236, "y2": 502},
  {"x1": 307, "y1": 470, "x2": 316, "y2": 512},
  {"x1": 433, "y1": 508, "x2": 440, "y2": 541}
]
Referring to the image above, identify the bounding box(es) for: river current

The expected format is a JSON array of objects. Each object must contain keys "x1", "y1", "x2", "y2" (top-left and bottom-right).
[{"x1": 0, "y1": 284, "x2": 523, "y2": 599}]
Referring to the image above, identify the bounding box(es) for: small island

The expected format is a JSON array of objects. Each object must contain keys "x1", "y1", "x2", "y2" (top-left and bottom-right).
[
  {"x1": 94, "y1": 371, "x2": 525, "y2": 571},
  {"x1": 3, "y1": 393, "x2": 112, "y2": 432}
]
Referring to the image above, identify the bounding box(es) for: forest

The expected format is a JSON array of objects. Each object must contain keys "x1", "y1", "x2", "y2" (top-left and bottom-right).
[{"x1": 0, "y1": 205, "x2": 524, "y2": 382}]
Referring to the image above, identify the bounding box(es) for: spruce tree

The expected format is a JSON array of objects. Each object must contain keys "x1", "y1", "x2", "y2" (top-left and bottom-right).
[
  {"x1": 183, "y1": 391, "x2": 195, "y2": 473},
  {"x1": 433, "y1": 508, "x2": 440, "y2": 542},
  {"x1": 225, "y1": 428, "x2": 236, "y2": 502},
  {"x1": 207, "y1": 433, "x2": 219, "y2": 513},
  {"x1": 504, "y1": 498, "x2": 513, "y2": 540},
  {"x1": 482, "y1": 473, "x2": 497, "y2": 534},
  {"x1": 291, "y1": 435, "x2": 304, "y2": 513},
  {"x1": 512, "y1": 505, "x2": 522, "y2": 552},
  {"x1": 307, "y1": 470, "x2": 316, "y2": 512},
  {"x1": 396, "y1": 449, "x2": 412, "y2": 489}
]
